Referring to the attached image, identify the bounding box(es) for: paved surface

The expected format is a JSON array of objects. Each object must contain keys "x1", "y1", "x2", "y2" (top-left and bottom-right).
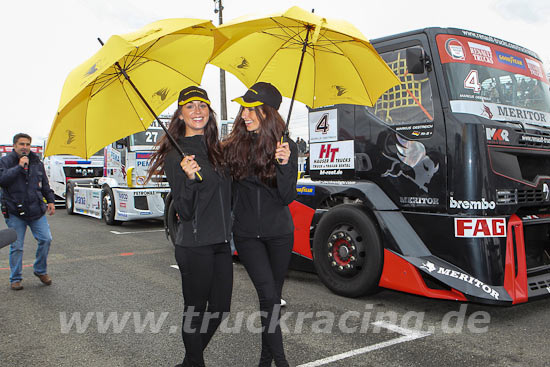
[{"x1": 1, "y1": 211, "x2": 549, "y2": 367}]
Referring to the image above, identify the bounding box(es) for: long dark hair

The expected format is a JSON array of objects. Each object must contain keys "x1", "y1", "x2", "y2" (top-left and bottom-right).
[
  {"x1": 146, "y1": 105, "x2": 223, "y2": 182},
  {"x1": 223, "y1": 104, "x2": 285, "y2": 186}
]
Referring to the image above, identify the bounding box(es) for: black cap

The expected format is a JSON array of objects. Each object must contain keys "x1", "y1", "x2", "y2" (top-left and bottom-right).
[
  {"x1": 178, "y1": 86, "x2": 210, "y2": 106},
  {"x1": 232, "y1": 82, "x2": 282, "y2": 110}
]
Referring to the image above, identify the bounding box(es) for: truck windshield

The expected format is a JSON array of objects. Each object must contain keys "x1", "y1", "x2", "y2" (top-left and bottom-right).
[{"x1": 436, "y1": 33, "x2": 550, "y2": 127}]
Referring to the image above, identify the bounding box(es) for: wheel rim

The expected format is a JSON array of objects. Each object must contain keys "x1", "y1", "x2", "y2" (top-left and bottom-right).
[
  {"x1": 103, "y1": 194, "x2": 113, "y2": 219},
  {"x1": 326, "y1": 224, "x2": 366, "y2": 277}
]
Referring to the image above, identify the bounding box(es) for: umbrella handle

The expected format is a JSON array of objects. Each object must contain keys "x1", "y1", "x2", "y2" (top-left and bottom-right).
[
  {"x1": 182, "y1": 152, "x2": 203, "y2": 182},
  {"x1": 276, "y1": 132, "x2": 289, "y2": 165}
]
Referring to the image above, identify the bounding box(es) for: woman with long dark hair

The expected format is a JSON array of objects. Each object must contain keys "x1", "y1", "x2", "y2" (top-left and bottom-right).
[
  {"x1": 148, "y1": 86, "x2": 232, "y2": 367},
  {"x1": 224, "y1": 82, "x2": 298, "y2": 367}
]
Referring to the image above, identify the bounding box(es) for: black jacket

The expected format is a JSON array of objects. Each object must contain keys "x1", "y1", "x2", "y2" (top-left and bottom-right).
[
  {"x1": 232, "y1": 138, "x2": 298, "y2": 238},
  {"x1": 0, "y1": 151, "x2": 55, "y2": 221},
  {"x1": 164, "y1": 135, "x2": 232, "y2": 247}
]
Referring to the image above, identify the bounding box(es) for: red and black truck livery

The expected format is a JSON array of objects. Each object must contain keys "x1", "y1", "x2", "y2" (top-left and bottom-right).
[
  {"x1": 290, "y1": 27, "x2": 550, "y2": 305},
  {"x1": 165, "y1": 27, "x2": 550, "y2": 305}
]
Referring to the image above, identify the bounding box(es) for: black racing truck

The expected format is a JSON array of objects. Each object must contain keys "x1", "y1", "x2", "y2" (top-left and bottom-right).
[{"x1": 165, "y1": 27, "x2": 550, "y2": 305}]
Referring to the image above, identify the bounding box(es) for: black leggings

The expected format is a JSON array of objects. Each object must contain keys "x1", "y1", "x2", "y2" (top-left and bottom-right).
[
  {"x1": 234, "y1": 234, "x2": 294, "y2": 367},
  {"x1": 175, "y1": 243, "x2": 233, "y2": 367}
]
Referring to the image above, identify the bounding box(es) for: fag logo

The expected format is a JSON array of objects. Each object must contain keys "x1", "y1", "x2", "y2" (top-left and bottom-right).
[
  {"x1": 454, "y1": 218, "x2": 506, "y2": 237},
  {"x1": 486, "y1": 128, "x2": 509, "y2": 142},
  {"x1": 319, "y1": 144, "x2": 339, "y2": 162}
]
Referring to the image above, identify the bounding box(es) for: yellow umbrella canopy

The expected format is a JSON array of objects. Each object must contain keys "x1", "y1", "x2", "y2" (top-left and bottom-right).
[
  {"x1": 210, "y1": 6, "x2": 400, "y2": 119},
  {"x1": 46, "y1": 18, "x2": 222, "y2": 159}
]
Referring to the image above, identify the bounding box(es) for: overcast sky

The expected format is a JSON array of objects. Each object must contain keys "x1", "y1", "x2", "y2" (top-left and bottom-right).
[{"x1": 1, "y1": 0, "x2": 549, "y2": 146}]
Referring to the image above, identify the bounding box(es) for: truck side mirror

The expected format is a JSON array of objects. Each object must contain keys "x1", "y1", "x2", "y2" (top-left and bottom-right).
[
  {"x1": 406, "y1": 48, "x2": 430, "y2": 74},
  {"x1": 115, "y1": 139, "x2": 126, "y2": 149}
]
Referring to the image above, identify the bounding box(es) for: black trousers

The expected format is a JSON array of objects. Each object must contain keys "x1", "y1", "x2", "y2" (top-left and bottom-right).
[
  {"x1": 234, "y1": 234, "x2": 294, "y2": 367},
  {"x1": 175, "y1": 243, "x2": 233, "y2": 367}
]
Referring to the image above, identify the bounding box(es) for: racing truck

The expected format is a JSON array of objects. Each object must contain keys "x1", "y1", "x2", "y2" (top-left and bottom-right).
[
  {"x1": 166, "y1": 27, "x2": 550, "y2": 305},
  {"x1": 65, "y1": 119, "x2": 170, "y2": 225},
  {"x1": 44, "y1": 151, "x2": 104, "y2": 205}
]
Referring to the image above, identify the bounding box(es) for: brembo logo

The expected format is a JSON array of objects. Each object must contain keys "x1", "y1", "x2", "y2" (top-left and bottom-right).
[{"x1": 450, "y1": 196, "x2": 496, "y2": 210}]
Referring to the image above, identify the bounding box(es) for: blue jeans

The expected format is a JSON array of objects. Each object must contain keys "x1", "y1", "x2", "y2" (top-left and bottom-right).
[{"x1": 5, "y1": 214, "x2": 52, "y2": 283}]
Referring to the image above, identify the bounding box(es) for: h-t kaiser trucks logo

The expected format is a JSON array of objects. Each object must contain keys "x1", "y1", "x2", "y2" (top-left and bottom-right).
[{"x1": 310, "y1": 140, "x2": 354, "y2": 176}]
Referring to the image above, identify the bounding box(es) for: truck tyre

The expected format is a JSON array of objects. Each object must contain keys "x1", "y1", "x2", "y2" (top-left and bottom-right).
[
  {"x1": 102, "y1": 187, "x2": 121, "y2": 226},
  {"x1": 164, "y1": 194, "x2": 179, "y2": 247},
  {"x1": 66, "y1": 183, "x2": 75, "y2": 215},
  {"x1": 312, "y1": 204, "x2": 383, "y2": 297}
]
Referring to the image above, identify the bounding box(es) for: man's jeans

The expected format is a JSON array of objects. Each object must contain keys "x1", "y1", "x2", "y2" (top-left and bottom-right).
[{"x1": 5, "y1": 215, "x2": 52, "y2": 283}]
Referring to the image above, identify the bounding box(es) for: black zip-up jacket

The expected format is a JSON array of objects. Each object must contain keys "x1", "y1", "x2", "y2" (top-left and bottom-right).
[
  {"x1": 232, "y1": 138, "x2": 298, "y2": 238},
  {"x1": 0, "y1": 151, "x2": 55, "y2": 221},
  {"x1": 164, "y1": 135, "x2": 232, "y2": 247}
]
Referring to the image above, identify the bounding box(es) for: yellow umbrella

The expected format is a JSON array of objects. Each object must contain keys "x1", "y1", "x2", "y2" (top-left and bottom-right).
[
  {"x1": 210, "y1": 6, "x2": 400, "y2": 129},
  {"x1": 46, "y1": 18, "x2": 223, "y2": 161}
]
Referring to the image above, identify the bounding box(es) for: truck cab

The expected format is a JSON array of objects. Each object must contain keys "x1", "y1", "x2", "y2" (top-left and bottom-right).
[
  {"x1": 294, "y1": 27, "x2": 550, "y2": 304},
  {"x1": 65, "y1": 119, "x2": 170, "y2": 225}
]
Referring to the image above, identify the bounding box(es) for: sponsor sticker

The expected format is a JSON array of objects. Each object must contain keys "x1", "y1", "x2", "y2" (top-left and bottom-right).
[
  {"x1": 485, "y1": 127, "x2": 509, "y2": 142},
  {"x1": 296, "y1": 185, "x2": 315, "y2": 196},
  {"x1": 450, "y1": 100, "x2": 550, "y2": 127},
  {"x1": 468, "y1": 42, "x2": 494, "y2": 64},
  {"x1": 310, "y1": 141, "x2": 355, "y2": 171},
  {"x1": 450, "y1": 196, "x2": 496, "y2": 210},
  {"x1": 420, "y1": 260, "x2": 500, "y2": 299},
  {"x1": 400, "y1": 197, "x2": 439, "y2": 206},
  {"x1": 454, "y1": 218, "x2": 506, "y2": 237},
  {"x1": 309, "y1": 109, "x2": 338, "y2": 143},
  {"x1": 495, "y1": 51, "x2": 525, "y2": 69},
  {"x1": 445, "y1": 38, "x2": 465, "y2": 60}
]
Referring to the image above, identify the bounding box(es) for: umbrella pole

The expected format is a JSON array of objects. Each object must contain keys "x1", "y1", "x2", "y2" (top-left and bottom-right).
[{"x1": 285, "y1": 26, "x2": 312, "y2": 135}]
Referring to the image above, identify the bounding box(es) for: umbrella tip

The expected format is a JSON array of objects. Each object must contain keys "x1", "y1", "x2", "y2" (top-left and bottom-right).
[
  {"x1": 97, "y1": 37, "x2": 104, "y2": 46},
  {"x1": 311, "y1": 8, "x2": 315, "y2": 13}
]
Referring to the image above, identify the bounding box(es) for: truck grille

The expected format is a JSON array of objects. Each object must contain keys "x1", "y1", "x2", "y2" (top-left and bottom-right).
[
  {"x1": 518, "y1": 189, "x2": 547, "y2": 204},
  {"x1": 134, "y1": 196, "x2": 149, "y2": 210},
  {"x1": 529, "y1": 278, "x2": 550, "y2": 291}
]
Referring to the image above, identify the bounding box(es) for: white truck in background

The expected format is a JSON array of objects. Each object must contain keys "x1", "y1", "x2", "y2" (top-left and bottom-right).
[
  {"x1": 44, "y1": 153, "x2": 104, "y2": 205},
  {"x1": 62, "y1": 118, "x2": 170, "y2": 225}
]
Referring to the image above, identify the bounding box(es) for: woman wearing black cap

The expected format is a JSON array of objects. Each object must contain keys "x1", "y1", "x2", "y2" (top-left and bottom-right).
[
  {"x1": 148, "y1": 86, "x2": 232, "y2": 367},
  {"x1": 224, "y1": 82, "x2": 298, "y2": 367}
]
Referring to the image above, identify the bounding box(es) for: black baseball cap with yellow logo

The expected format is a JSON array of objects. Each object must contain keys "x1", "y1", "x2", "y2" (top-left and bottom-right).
[
  {"x1": 232, "y1": 82, "x2": 282, "y2": 110},
  {"x1": 178, "y1": 86, "x2": 210, "y2": 106}
]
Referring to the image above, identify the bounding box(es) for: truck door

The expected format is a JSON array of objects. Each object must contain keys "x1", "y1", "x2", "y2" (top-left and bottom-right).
[{"x1": 357, "y1": 33, "x2": 447, "y2": 212}]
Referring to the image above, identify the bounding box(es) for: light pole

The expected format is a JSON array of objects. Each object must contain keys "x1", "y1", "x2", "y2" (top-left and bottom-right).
[{"x1": 214, "y1": 0, "x2": 227, "y2": 120}]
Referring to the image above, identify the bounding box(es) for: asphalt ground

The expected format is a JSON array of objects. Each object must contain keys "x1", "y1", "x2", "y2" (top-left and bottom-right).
[{"x1": 1, "y1": 211, "x2": 549, "y2": 367}]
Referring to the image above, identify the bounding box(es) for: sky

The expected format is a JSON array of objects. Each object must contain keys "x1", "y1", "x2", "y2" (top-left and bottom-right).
[{"x1": 1, "y1": 0, "x2": 550, "y2": 147}]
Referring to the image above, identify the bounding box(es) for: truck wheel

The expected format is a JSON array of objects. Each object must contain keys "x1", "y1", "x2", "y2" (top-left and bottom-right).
[
  {"x1": 102, "y1": 187, "x2": 121, "y2": 226},
  {"x1": 66, "y1": 183, "x2": 75, "y2": 215},
  {"x1": 165, "y1": 195, "x2": 179, "y2": 247},
  {"x1": 312, "y1": 204, "x2": 383, "y2": 297}
]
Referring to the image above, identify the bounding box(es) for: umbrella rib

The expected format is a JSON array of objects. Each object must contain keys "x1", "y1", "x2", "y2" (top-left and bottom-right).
[
  {"x1": 325, "y1": 36, "x2": 375, "y2": 104},
  {"x1": 251, "y1": 18, "x2": 312, "y2": 83}
]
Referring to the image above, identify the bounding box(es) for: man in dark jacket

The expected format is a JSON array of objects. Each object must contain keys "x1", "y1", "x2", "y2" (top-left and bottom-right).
[{"x1": 0, "y1": 133, "x2": 55, "y2": 290}]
